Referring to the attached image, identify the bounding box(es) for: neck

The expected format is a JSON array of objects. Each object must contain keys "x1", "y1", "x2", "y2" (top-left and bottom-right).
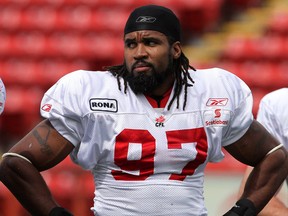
[{"x1": 148, "y1": 73, "x2": 175, "y2": 97}]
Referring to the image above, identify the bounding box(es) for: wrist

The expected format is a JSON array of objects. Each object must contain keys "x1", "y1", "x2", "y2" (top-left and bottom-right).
[
  {"x1": 49, "y1": 207, "x2": 73, "y2": 216},
  {"x1": 223, "y1": 198, "x2": 257, "y2": 216}
]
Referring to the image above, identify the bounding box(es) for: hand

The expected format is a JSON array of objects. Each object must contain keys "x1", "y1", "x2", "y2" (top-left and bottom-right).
[{"x1": 223, "y1": 199, "x2": 256, "y2": 216}]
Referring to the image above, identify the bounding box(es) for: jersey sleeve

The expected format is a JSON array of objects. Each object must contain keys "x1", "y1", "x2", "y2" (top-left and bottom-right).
[
  {"x1": 256, "y1": 94, "x2": 286, "y2": 145},
  {"x1": 0, "y1": 78, "x2": 6, "y2": 115},
  {"x1": 257, "y1": 100, "x2": 277, "y2": 134},
  {"x1": 40, "y1": 71, "x2": 84, "y2": 146},
  {"x1": 220, "y1": 69, "x2": 254, "y2": 146}
]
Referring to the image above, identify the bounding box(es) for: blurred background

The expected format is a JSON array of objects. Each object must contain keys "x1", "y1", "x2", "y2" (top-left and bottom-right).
[{"x1": 0, "y1": 0, "x2": 287, "y2": 215}]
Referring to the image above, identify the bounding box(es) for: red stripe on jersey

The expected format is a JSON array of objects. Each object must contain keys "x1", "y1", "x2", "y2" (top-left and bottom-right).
[{"x1": 145, "y1": 87, "x2": 172, "y2": 108}]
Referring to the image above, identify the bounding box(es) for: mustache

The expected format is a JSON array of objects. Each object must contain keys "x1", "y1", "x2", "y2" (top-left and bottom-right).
[{"x1": 131, "y1": 60, "x2": 153, "y2": 70}]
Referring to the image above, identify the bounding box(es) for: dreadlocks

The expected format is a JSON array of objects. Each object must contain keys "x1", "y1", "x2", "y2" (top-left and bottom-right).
[{"x1": 105, "y1": 37, "x2": 195, "y2": 110}]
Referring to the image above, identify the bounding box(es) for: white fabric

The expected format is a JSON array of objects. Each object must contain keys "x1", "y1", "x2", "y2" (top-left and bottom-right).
[
  {"x1": 256, "y1": 88, "x2": 288, "y2": 150},
  {"x1": 0, "y1": 78, "x2": 6, "y2": 115},
  {"x1": 40, "y1": 68, "x2": 253, "y2": 216}
]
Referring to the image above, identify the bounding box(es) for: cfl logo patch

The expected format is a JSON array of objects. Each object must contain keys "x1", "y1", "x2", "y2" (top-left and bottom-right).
[{"x1": 155, "y1": 115, "x2": 165, "y2": 127}]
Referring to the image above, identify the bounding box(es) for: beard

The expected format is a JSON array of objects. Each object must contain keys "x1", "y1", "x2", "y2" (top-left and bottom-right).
[{"x1": 124, "y1": 57, "x2": 174, "y2": 94}]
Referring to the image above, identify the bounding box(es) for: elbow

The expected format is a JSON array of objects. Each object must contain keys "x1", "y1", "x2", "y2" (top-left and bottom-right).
[
  {"x1": 0, "y1": 156, "x2": 26, "y2": 183},
  {"x1": 277, "y1": 147, "x2": 288, "y2": 166},
  {"x1": 268, "y1": 147, "x2": 288, "y2": 177}
]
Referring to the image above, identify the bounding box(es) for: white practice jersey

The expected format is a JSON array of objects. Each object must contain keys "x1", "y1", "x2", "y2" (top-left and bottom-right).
[
  {"x1": 40, "y1": 68, "x2": 253, "y2": 216},
  {"x1": 256, "y1": 88, "x2": 288, "y2": 150},
  {"x1": 0, "y1": 78, "x2": 6, "y2": 115}
]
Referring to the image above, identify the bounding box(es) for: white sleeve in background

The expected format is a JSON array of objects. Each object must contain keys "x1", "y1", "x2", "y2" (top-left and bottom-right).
[
  {"x1": 0, "y1": 78, "x2": 6, "y2": 115},
  {"x1": 256, "y1": 88, "x2": 288, "y2": 150}
]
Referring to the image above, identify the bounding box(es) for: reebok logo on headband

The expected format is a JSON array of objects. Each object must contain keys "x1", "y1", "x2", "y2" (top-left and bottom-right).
[
  {"x1": 136, "y1": 16, "x2": 156, "y2": 23},
  {"x1": 124, "y1": 5, "x2": 181, "y2": 41}
]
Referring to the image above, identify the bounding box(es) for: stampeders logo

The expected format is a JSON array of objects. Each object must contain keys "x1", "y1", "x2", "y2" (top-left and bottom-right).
[
  {"x1": 136, "y1": 16, "x2": 157, "y2": 23},
  {"x1": 89, "y1": 98, "x2": 118, "y2": 112},
  {"x1": 206, "y1": 98, "x2": 228, "y2": 106},
  {"x1": 41, "y1": 104, "x2": 52, "y2": 112}
]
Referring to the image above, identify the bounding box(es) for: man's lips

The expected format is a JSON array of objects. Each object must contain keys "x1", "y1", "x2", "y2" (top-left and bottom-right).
[
  {"x1": 132, "y1": 62, "x2": 152, "y2": 73},
  {"x1": 133, "y1": 65, "x2": 151, "y2": 73}
]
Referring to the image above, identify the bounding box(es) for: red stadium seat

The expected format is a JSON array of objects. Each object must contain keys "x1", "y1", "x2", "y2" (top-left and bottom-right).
[
  {"x1": 13, "y1": 32, "x2": 47, "y2": 56},
  {"x1": 0, "y1": 32, "x2": 12, "y2": 55},
  {"x1": 220, "y1": 36, "x2": 259, "y2": 61},
  {"x1": 1, "y1": 59, "x2": 41, "y2": 85},
  {"x1": 57, "y1": 5, "x2": 93, "y2": 31},
  {"x1": 21, "y1": 5, "x2": 58, "y2": 31},
  {"x1": 256, "y1": 35, "x2": 288, "y2": 61},
  {"x1": 235, "y1": 61, "x2": 276, "y2": 88},
  {"x1": 266, "y1": 10, "x2": 288, "y2": 36},
  {"x1": 38, "y1": 58, "x2": 89, "y2": 84},
  {"x1": 0, "y1": 6, "x2": 22, "y2": 31},
  {"x1": 271, "y1": 61, "x2": 288, "y2": 87},
  {"x1": 4, "y1": 86, "x2": 43, "y2": 114}
]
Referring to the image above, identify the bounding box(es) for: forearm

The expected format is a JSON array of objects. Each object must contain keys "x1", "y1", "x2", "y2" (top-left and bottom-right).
[
  {"x1": 225, "y1": 147, "x2": 288, "y2": 216},
  {"x1": 238, "y1": 166, "x2": 288, "y2": 216},
  {"x1": 0, "y1": 156, "x2": 58, "y2": 216},
  {"x1": 240, "y1": 149, "x2": 288, "y2": 213}
]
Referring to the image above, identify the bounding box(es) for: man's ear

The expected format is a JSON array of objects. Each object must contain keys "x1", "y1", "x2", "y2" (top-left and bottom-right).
[{"x1": 172, "y1": 41, "x2": 182, "y2": 59}]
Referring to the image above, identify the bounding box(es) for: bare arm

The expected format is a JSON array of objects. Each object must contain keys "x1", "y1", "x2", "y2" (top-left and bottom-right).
[
  {"x1": 224, "y1": 120, "x2": 288, "y2": 214},
  {"x1": 238, "y1": 166, "x2": 288, "y2": 216},
  {"x1": 0, "y1": 119, "x2": 75, "y2": 216}
]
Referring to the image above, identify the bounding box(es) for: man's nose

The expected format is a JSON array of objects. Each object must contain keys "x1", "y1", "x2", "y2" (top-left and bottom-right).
[{"x1": 134, "y1": 44, "x2": 148, "y2": 59}]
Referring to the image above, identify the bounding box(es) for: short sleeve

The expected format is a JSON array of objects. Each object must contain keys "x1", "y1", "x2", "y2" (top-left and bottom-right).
[
  {"x1": 0, "y1": 78, "x2": 6, "y2": 115},
  {"x1": 256, "y1": 90, "x2": 288, "y2": 147},
  {"x1": 220, "y1": 70, "x2": 254, "y2": 146},
  {"x1": 40, "y1": 71, "x2": 84, "y2": 146},
  {"x1": 257, "y1": 101, "x2": 277, "y2": 135}
]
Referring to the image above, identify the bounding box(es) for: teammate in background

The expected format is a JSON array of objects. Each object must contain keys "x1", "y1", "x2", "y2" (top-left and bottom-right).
[
  {"x1": 0, "y1": 5, "x2": 287, "y2": 216},
  {"x1": 238, "y1": 88, "x2": 288, "y2": 215},
  {"x1": 0, "y1": 78, "x2": 6, "y2": 115}
]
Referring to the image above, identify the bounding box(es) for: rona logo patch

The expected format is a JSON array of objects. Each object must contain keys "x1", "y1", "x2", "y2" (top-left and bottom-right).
[{"x1": 89, "y1": 98, "x2": 118, "y2": 112}]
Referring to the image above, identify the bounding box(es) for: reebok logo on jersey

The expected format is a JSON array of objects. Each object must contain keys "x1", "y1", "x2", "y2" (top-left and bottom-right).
[
  {"x1": 136, "y1": 16, "x2": 156, "y2": 23},
  {"x1": 41, "y1": 104, "x2": 52, "y2": 112},
  {"x1": 206, "y1": 98, "x2": 228, "y2": 106},
  {"x1": 90, "y1": 98, "x2": 118, "y2": 112}
]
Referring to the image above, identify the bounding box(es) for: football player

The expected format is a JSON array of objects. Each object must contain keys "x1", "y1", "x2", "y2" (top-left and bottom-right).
[
  {"x1": 238, "y1": 88, "x2": 288, "y2": 215},
  {"x1": 0, "y1": 5, "x2": 287, "y2": 216}
]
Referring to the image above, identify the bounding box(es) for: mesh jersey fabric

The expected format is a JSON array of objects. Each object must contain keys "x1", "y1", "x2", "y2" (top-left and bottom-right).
[{"x1": 40, "y1": 68, "x2": 253, "y2": 216}]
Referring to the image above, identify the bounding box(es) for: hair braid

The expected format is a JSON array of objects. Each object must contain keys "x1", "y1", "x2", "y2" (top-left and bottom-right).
[{"x1": 166, "y1": 52, "x2": 195, "y2": 110}]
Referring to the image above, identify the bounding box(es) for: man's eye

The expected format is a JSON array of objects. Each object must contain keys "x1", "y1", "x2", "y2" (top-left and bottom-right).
[
  {"x1": 145, "y1": 41, "x2": 157, "y2": 46},
  {"x1": 126, "y1": 42, "x2": 137, "y2": 48}
]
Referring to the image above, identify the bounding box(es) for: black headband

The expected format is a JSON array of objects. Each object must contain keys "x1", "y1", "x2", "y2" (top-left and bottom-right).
[{"x1": 124, "y1": 5, "x2": 181, "y2": 41}]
